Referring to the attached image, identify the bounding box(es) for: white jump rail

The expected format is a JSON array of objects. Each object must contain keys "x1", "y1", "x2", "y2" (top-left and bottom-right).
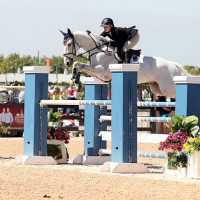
[{"x1": 40, "y1": 100, "x2": 112, "y2": 106}]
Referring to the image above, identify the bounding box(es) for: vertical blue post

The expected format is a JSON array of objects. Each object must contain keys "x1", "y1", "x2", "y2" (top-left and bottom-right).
[
  {"x1": 174, "y1": 76, "x2": 200, "y2": 124},
  {"x1": 110, "y1": 64, "x2": 140, "y2": 163},
  {"x1": 23, "y1": 66, "x2": 50, "y2": 156},
  {"x1": 84, "y1": 78, "x2": 107, "y2": 156}
]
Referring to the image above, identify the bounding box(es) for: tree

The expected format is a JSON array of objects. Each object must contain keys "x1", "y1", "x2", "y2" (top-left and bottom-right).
[
  {"x1": 0, "y1": 55, "x2": 4, "y2": 69},
  {"x1": 0, "y1": 56, "x2": 12, "y2": 84},
  {"x1": 20, "y1": 55, "x2": 35, "y2": 67},
  {"x1": 184, "y1": 65, "x2": 200, "y2": 75},
  {"x1": 0, "y1": 53, "x2": 89, "y2": 76},
  {"x1": 6, "y1": 53, "x2": 21, "y2": 73}
]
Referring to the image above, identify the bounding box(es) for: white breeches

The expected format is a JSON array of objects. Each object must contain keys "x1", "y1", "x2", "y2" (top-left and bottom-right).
[{"x1": 123, "y1": 32, "x2": 140, "y2": 52}]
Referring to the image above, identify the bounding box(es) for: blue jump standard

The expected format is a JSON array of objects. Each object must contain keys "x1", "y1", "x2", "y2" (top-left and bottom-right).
[
  {"x1": 174, "y1": 76, "x2": 200, "y2": 126},
  {"x1": 23, "y1": 67, "x2": 50, "y2": 156},
  {"x1": 111, "y1": 66, "x2": 138, "y2": 163},
  {"x1": 84, "y1": 83, "x2": 107, "y2": 156}
]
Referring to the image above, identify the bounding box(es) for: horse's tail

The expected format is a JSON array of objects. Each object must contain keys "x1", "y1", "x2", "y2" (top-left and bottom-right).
[{"x1": 175, "y1": 63, "x2": 191, "y2": 76}]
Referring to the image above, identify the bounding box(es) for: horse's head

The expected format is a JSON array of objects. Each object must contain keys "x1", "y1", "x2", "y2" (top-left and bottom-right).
[{"x1": 60, "y1": 28, "x2": 80, "y2": 67}]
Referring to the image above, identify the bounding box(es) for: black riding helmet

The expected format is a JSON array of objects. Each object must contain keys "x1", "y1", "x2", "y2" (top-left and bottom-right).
[{"x1": 101, "y1": 18, "x2": 114, "y2": 27}]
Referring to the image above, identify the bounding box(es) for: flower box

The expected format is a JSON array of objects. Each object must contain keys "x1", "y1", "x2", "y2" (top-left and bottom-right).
[
  {"x1": 164, "y1": 150, "x2": 178, "y2": 174},
  {"x1": 165, "y1": 150, "x2": 177, "y2": 170},
  {"x1": 177, "y1": 167, "x2": 187, "y2": 178},
  {"x1": 47, "y1": 140, "x2": 69, "y2": 164},
  {"x1": 186, "y1": 152, "x2": 200, "y2": 179}
]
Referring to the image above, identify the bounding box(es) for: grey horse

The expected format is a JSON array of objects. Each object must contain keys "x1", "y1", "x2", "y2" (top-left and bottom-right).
[{"x1": 61, "y1": 28, "x2": 188, "y2": 97}]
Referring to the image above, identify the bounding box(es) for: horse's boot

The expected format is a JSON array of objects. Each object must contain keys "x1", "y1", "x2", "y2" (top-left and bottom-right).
[
  {"x1": 133, "y1": 49, "x2": 141, "y2": 57},
  {"x1": 77, "y1": 82, "x2": 82, "y2": 92},
  {"x1": 72, "y1": 68, "x2": 77, "y2": 80},
  {"x1": 124, "y1": 50, "x2": 133, "y2": 63},
  {"x1": 75, "y1": 72, "x2": 81, "y2": 84}
]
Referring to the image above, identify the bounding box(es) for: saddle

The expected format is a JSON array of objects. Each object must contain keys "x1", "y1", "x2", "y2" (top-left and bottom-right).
[
  {"x1": 124, "y1": 49, "x2": 141, "y2": 63},
  {"x1": 102, "y1": 41, "x2": 141, "y2": 63}
]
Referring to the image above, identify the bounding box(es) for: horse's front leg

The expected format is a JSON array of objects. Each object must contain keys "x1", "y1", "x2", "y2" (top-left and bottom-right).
[
  {"x1": 71, "y1": 66, "x2": 77, "y2": 81},
  {"x1": 71, "y1": 61, "x2": 88, "y2": 91},
  {"x1": 72, "y1": 61, "x2": 86, "y2": 83}
]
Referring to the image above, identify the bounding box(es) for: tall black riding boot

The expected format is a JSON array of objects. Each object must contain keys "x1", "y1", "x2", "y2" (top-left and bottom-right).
[{"x1": 124, "y1": 51, "x2": 132, "y2": 63}]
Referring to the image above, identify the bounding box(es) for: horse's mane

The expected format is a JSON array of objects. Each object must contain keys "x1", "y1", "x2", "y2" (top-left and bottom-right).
[
  {"x1": 90, "y1": 32, "x2": 107, "y2": 42},
  {"x1": 74, "y1": 30, "x2": 108, "y2": 44}
]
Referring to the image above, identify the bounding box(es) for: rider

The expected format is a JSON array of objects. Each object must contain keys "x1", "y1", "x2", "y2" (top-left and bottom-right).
[{"x1": 100, "y1": 17, "x2": 140, "y2": 63}]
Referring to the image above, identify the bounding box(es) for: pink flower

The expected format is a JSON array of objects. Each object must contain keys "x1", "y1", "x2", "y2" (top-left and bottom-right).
[
  {"x1": 65, "y1": 134, "x2": 70, "y2": 139},
  {"x1": 47, "y1": 127, "x2": 70, "y2": 144},
  {"x1": 158, "y1": 131, "x2": 189, "y2": 152}
]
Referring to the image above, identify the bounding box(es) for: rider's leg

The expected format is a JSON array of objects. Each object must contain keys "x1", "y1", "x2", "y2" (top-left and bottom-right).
[
  {"x1": 123, "y1": 32, "x2": 140, "y2": 52},
  {"x1": 122, "y1": 32, "x2": 140, "y2": 63}
]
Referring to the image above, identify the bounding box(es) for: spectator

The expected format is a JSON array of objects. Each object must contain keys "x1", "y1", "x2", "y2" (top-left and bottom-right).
[
  {"x1": 156, "y1": 96, "x2": 171, "y2": 117},
  {"x1": 63, "y1": 89, "x2": 79, "y2": 115},
  {"x1": 0, "y1": 108, "x2": 6, "y2": 125},
  {"x1": 18, "y1": 90, "x2": 25, "y2": 103},
  {"x1": 4, "y1": 108, "x2": 13, "y2": 127},
  {"x1": 8, "y1": 90, "x2": 14, "y2": 102}
]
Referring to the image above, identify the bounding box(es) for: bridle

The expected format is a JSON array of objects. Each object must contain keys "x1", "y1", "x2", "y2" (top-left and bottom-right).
[
  {"x1": 63, "y1": 37, "x2": 80, "y2": 62},
  {"x1": 63, "y1": 32, "x2": 110, "y2": 63}
]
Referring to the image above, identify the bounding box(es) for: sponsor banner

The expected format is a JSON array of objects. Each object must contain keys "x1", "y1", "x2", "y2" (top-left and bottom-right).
[{"x1": 0, "y1": 104, "x2": 24, "y2": 127}]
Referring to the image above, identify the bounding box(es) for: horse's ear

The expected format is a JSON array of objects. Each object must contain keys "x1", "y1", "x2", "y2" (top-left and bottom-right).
[
  {"x1": 67, "y1": 28, "x2": 73, "y2": 37},
  {"x1": 86, "y1": 30, "x2": 91, "y2": 35},
  {"x1": 59, "y1": 30, "x2": 66, "y2": 36}
]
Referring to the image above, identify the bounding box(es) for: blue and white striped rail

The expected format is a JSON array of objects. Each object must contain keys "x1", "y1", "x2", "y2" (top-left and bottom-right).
[
  {"x1": 99, "y1": 149, "x2": 166, "y2": 159},
  {"x1": 40, "y1": 100, "x2": 112, "y2": 106},
  {"x1": 100, "y1": 115, "x2": 172, "y2": 122},
  {"x1": 138, "y1": 152, "x2": 166, "y2": 159},
  {"x1": 137, "y1": 101, "x2": 176, "y2": 107},
  {"x1": 138, "y1": 117, "x2": 172, "y2": 122}
]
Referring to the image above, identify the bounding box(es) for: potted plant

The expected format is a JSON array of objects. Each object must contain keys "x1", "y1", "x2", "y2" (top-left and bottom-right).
[
  {"x1": 176, "y1": 151, "x2": 188, "y2": 177},
  {"x1": 47, "y1": 111, "x2": 70, "y2": 164},
  {"x1": 159, "y1": 131, "x2": 188, "y2": 170},
  {"x1": 47, "y1": 126, "x2": 70, "y2": 144},
  {"x1": 48, "y1": 111, "x2": 63, "y2": 127},
  {"x1": 183, "y1": 136, "x2": 200, "y2": 179},
  {"x1": 170, "y1": 115, "x2": 199, "y2": 138},
  {"x1": 0, "y1": 122, "x2": 10, "y2": 137},
  {"x1": 159, "y1": 115, "x2": 199, "y2": 171}
]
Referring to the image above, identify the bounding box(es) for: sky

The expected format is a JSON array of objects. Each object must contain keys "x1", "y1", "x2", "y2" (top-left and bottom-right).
[{"x1": 0, "y1": 0, "x2": 199, "y2": 66}]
